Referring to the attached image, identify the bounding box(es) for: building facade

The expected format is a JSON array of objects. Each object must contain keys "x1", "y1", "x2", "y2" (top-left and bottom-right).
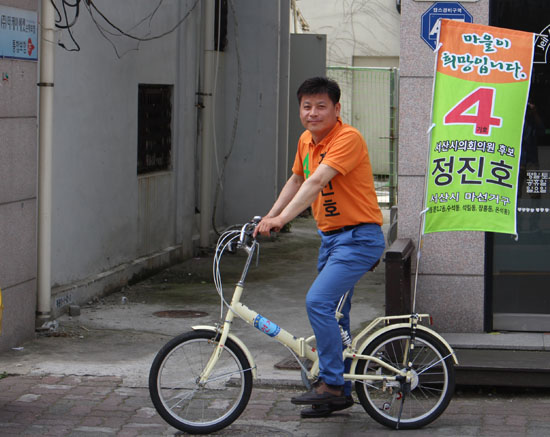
[
  {"x1": 399, "y1": 0, "x2": 550, "y2": 333},
  {"x1": 0, "y1": 0, "x2": 291, "y2": 351}
]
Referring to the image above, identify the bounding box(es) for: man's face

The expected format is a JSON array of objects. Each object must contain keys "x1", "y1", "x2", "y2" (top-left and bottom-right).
[{"x1": 299, "y1": 93, "x2": 341, "y2": 143}]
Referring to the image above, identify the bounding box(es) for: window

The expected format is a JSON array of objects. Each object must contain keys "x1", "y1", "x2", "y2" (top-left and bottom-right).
[{"x1": 137, "y1": 84, "x2": 173, "y2": 174}]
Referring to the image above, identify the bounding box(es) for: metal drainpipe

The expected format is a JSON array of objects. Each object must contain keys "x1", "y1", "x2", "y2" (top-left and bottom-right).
[
  {"x1": 36, "y1": 0, "x2": 56, "y2": 326},
  {"x1": 199, "y1": 0, "x2": 216, "y2": 248}
]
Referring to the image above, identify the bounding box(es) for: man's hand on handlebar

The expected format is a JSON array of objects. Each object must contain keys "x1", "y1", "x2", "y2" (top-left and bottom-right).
[{"x1": 253, "y1": 216, "x2": 286, "y2": 238}]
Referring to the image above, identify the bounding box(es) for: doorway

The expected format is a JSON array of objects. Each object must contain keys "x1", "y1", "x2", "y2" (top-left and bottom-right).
[{"x1": 490, "y1": 0, "x2": 550, "y2": 331}]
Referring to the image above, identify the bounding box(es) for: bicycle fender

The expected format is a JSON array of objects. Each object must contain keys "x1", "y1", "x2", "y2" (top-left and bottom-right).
[
  {"x1": 350, "y1": 323, "x2": 458, "y2": 375},
  {"x1": 192, "y1": 325, "x2": 257, "y2": 379}
]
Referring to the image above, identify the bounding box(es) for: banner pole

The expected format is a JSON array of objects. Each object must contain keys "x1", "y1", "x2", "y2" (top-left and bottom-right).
[
  {"x1": 411, "y1": 33, "x2": 442, "y2": 315},
  {"x1": 411, "y1": 208, "x2": 429, "y2": 314}
]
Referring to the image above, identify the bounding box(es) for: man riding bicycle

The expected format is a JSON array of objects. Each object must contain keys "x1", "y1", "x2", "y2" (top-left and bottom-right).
[{"x1": 254, "y1": 76, "x2": 385, "y2": 418}]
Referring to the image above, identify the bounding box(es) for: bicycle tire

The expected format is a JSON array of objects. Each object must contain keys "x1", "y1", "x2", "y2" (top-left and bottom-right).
[
  {"x1": 149, "y1": 330, "x2": 253, "y2": 434},
  {"x1": 354, "y1": 328, "x2": 455, "y2": 430}
]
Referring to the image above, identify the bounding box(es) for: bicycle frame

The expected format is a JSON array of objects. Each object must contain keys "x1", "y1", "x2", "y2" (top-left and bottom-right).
[
  {"x1": 198, "y1": 237, "x2": 316, "y2": 384},
  {"x1": 198, "y1": 222, "x2": 457, "y2": 387}
]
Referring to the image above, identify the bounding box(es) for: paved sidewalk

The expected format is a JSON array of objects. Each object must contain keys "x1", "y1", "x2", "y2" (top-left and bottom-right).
[{"x1": 1, "y1": 374, "x2": 550, "y2": 436}]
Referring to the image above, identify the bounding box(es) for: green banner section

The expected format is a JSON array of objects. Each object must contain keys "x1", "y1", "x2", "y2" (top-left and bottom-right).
[{"x1": 424, "y1": 73, "x2": 530, "y2": 234}]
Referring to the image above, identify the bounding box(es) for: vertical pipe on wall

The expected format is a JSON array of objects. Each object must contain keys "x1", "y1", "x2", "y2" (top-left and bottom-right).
[
  {"x1": 174, "y1": 0, "x2": 183, "y2": 244},
  {"x1": 274, "y1": 1, "x2": 281, "y2": 195},
  {"x1": 389, "y1": 67, "x2": 399, "y2": 208},
  {"x1": 36, "y1": 0, "x2": 56, "y2": 325},
  {"x1": 199, "y1": 0, "x2": 216, "y2": 247}
]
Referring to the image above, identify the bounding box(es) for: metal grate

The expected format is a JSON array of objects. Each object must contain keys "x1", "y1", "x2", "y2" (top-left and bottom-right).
[
  {"x1": 327, "y1": 67, "x2": 399, "y2": 207},
  {"x1": 137, "y1": 84, "x2": 173, "y2": 174},
  {"x1": 153, "y1": 310, "x2": 208, "y2": 319}
]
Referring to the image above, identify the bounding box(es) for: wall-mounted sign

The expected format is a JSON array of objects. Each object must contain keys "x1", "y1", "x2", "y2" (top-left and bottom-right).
[
  {"x1": 421, "y1": 2, "x2": 473, "y2": 50},
  {"x1": 525, "y1": 170, "x2": 549, "y2": 195},
  {"x1": 424, "y1": 20, "x2": 535, "y2": 235},
  {"x1": 0, "y1": 6, "x2": 38, "y2": 61},
  {"x1": 534, "y1": 25, "x2": 550, "y2": 64}
]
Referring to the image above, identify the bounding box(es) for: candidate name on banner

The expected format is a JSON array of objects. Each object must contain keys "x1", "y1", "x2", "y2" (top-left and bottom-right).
[{"x1": 425, "y1": 19, "x2": 535, "y2": 234}]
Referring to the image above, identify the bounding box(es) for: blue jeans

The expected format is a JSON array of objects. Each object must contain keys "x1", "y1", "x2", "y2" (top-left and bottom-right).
[{"x1": 306, "y1": 223, "x2": 385, "y2": 394}]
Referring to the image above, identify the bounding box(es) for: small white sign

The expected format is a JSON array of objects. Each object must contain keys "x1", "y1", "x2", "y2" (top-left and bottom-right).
[
  {"x1": 0, "y1": 6, "x2": 38, "y2": 61},
  {"x1": 526, "y1": 170, "x2": 549, "y2": 195}
]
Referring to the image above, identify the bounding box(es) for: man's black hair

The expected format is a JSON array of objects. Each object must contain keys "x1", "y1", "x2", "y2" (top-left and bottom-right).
[{"x1": 297, "y1": 77, "x2": 341, "y2": 105}]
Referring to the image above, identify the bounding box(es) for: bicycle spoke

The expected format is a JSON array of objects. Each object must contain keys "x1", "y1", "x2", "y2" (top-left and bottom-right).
[
  {"x1": 167, "y1": 389, "x2": 197, "y2": 406},
  {"x1": 416, "y1": 353, "x2": 452, "y2": 376},
  {"x1": 202, "y1": 369, "x2": 248, "y2": 385}
]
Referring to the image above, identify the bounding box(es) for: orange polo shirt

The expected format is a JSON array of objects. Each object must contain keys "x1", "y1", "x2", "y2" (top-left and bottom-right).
[{"x1": 292, "y1": 117, "x2": 383, "y2": 232}]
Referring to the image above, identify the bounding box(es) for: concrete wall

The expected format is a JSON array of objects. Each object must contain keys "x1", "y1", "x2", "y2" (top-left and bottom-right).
[
  {"x1": 288, "y1": 34, "x2": 327, "y2": 178},
  {"x1": 0, "y1": 0, "x2": 38, "y2": 349},
  {"x1": 49, "y1": 0, "x2": 201, "y2": 314},
  {"x1": 398, "y1": 0, "x2": 489, "y2": 333},
  {"x1": 221, "y1": 0, "x2": 291, "y2": 224},
  {"x1": 48, "y1": 0, "x2": 292, "y2": 314}
]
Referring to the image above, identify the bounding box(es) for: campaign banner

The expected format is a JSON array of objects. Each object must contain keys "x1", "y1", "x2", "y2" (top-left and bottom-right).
[{"x1": 424, "y1": 19, "x2": 535, "y2": 234}]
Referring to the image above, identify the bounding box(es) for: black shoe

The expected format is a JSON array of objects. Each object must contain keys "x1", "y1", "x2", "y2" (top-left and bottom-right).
[
  {"x1": 300, "y1": 395, "x2": 355, "y2": 418},
  {"x1": 291, "y1": 381, "x2": 346, "y2": 405}
]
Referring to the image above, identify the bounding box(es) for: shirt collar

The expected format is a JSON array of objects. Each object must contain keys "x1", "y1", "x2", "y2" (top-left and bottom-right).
[{"x1": 308, "y1": 117, "x2": 343, "y2": 148}]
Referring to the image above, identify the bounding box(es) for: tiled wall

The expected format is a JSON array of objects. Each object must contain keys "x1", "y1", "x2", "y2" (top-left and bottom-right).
[{"x1": 0, "y1": 2, "x2": 38, "y2": 349}]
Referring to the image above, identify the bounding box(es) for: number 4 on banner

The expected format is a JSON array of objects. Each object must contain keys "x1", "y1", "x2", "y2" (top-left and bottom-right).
[{"x1": 444, "y1": 87, "x2": 502, "y2": 136}]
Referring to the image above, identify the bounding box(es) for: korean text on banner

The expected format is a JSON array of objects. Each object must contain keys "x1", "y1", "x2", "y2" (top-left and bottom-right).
[{"x1": 424, "y1": 19, "x2": 535, "y2": 234}]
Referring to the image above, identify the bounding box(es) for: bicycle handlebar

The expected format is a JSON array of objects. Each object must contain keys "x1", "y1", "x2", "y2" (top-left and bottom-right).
[{"x1": 238, "y1": 216, "x2": 262, "y2": 249}]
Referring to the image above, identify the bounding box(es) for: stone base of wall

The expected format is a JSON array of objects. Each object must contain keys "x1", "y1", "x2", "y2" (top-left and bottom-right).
[{"x1": 49, "y1": 244, "x2": 191, "y2": 321}]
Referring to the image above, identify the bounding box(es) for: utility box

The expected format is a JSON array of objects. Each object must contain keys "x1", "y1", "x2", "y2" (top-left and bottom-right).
[{"x1": 384, "y1": 238, "x2": 414, "y2": 316}]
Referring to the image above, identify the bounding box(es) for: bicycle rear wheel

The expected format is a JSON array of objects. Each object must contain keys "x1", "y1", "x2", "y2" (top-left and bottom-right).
[
  {"x1": 354, "y1": 328, "x2": 455, "y2": 430},
  {"x1": 149, "y1": 330, "x2": 253, "y2": 434}
]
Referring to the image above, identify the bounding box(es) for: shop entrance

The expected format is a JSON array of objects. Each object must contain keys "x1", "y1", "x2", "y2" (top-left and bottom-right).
[{"x1": 490, "y1": 0, "x2": 550, "y2": 331}]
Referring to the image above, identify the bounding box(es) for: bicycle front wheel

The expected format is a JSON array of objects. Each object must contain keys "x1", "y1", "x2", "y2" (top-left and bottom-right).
[
  {"x1": 149, "y1": 330, "x2": 253, "y2": 434},
  {"x1": 354, "y1": 328, "x2": 455, "y2": 430}
]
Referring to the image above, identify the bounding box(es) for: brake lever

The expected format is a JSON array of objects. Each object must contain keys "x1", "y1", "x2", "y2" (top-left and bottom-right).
[
  {"x1": 239, "y1": 216, "x2": 262, "y2": 247},
  {"x1": 226, "y1": 240, "x2": 238, "y2": 254}
]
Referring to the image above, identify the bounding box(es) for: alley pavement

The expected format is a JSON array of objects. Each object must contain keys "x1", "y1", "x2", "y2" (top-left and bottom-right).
[
  {"x1": 1, "y1": 374, "x2": 550, "y2": 436},
  {"x1": 1, "y1": 215, "x2": 550, "y2": 435}
]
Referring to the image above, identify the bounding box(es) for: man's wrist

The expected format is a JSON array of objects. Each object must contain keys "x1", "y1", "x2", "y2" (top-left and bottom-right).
[{"x1": 277, "y1": 212, "x2": 292, "y2": 228}]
